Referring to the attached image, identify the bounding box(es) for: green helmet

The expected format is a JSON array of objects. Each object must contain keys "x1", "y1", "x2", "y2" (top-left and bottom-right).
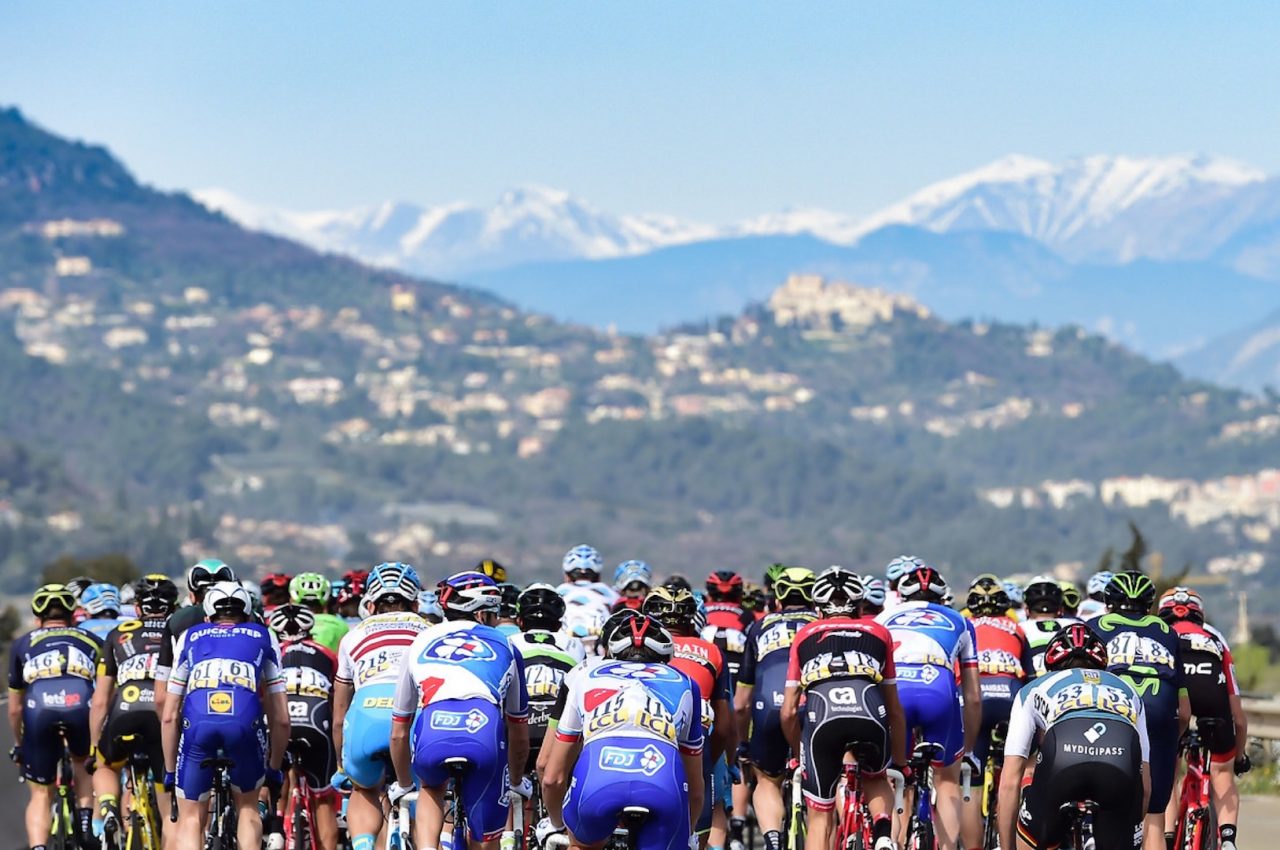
[
  {"x1": 290, "y1": 572, "x2": 331, "y2": 605},
  {"x1": 764, "y1": 563, "x2": 789, "y2": 589},
  {"x1": 1103, "y1": 571, "x2": 1155, "y2": 614},
  {"x1": 772, "y1": 567, "x2": 816, "y2": 606}
]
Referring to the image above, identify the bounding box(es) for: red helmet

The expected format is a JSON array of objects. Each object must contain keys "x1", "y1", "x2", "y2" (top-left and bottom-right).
[
  {"x1": 1044, "y1": 623, "x2": 1108, "y2": 672},
  {"x1": 706, "y1": 570, "x2": 744, "y2": 601},
  {"x1": 1158, "y1": 586, "x2": 1204, "y2": 625},
  {"x1": 897, "y1": 565, "x2": 948, "y2": 602},
  {"x1": 260, "y1": 572, "x2": 291, "y2": 594}
]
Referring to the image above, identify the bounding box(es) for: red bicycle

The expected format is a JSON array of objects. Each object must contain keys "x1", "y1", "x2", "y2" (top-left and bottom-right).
[
  {"x1": 1172, "y1": 718, "x2": 1219, "y2": 850},
  {"x1": 285, "y1": 741, "x2": 324, "y2": 850},
  {"x1": 833, "y1": 761, "x2": 873, "y2": 850}
]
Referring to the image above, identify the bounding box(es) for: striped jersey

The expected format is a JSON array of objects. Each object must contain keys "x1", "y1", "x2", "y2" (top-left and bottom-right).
[{"x1": 335, "y1": 611, "x2": 431, "y2": 691}]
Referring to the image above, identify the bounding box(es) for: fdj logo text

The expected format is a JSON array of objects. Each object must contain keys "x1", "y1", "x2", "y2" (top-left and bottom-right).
[{"x1": 598, "y1": 745, "x2": 667, "y2": 776}]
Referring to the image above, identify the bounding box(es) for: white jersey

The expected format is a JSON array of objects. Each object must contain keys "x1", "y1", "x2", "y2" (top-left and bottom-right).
[
  {"x1": 336, "y1": 611, "x2": 431, "y2": 691},
  {"x1": 390, "y1": 620, "x2": 527, "y2": 721},
  {"x1": 1006, "y1": 667, "x2": 1149, "y2": 762},
  {"x1": 1076, "y1": 599, "x2": 1106, "y2": 621},
  {"x1": 557, "y1": 580, "x2": 619, "y2": 609},
  {"x1": 554, "y1": 659, "x2": 703, "y2": 755}
]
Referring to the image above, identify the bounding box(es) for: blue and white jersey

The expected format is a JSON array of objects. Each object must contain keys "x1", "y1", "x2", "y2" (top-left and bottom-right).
[
  {"x1": 1005, "y1": 667, "x2": 1149, "y2": 760},
  {"x1": 554, "y1": 659, "x2": 703, "y2": 756},
  {"x1": 167, "y1": 621, "x2": 284, "y2": 714},
  {"x1": 79, "y1": 616, "x2": 128, "y2": 642},
  {"x1": 391, "y1": 620, "x2": 528, "y2": 721},
  {"x1": 876, "y1": 601, "x2": 978, "y2": 673},
  {"x1": 557, "y1": 580, "x2": 619, "y2": 609}
]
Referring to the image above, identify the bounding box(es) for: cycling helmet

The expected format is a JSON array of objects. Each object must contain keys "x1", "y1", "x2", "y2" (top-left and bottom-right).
[
  {"x1": 563, "y1": 545, "x2": 603, "y2": 580},
  {"x1": 240, "y1": 579, "x2": 265, "y2": 617},
  {"x1": 81, "y1": 583, "x2": 121, "y2": 617},
  {"x1": 341, "y1": 569, "x2": 369, "y2": 590},
  {"x1": 743, "y1": 582, "x2": 768, "y2": 614},
  {"x1": 438, "y1": 571, "x2": 501, "y2": 618},
  {"x1": 1059, "y1": 581, "x2": 1082, "y2": 612},
  {"x1": 65, "y1": 576, "x2": 95, "y2": 600},
  {"x1": 418, "y1": 589, "x2": 444, "y2": 621},
  {"x1": 614, "y1": 560, "x2": 653, "y2": 592},
  {"x1": 134, "y1": 574, "x2": 179, "y2": 616},
  {"x1": 1023, "y1": 576, "x2": 1064, "y2": 615},
  {"x1": 260, "y1": 572, "x2": 292, "y2": 600},
  {"x1": 1158, "y1": 586, "x2": 1204, "y2": 624},
  {"x1": 772, "y1": 567, "x2": 816, "y2": 606},
  {"x1": 32, "y1": 584, "x2": 77, "y2": 618},
  {"x1": 1086, "y1": 570, "x2": 1115, "y2": 599},
  {"x1": 693, "y1": 594, "x2": 708, "y2": 633},
  {"x1": 203, "y1": 581, "x2": 253, "y2": 619},
  {"x1": 1001, "y1": 580, "x2": 1025, "y2": 608},
  {"x1": 969, "y1": 573, "x2": 1000, "y2": 591},
  {"x1": 706, "y1": 570, "x2": 744, "y2": 602},
  {"x1": 643, "y1": 585, "x2": 698, "y2": 634},
  {"x1": 861, "y1": 576, "x2": 887, "y2": 611},
  {"x1": 497, "y1": 583, "x2": 521, "y2": 618},
  {"x1": 1044, "y1": 623, "x2": 1108, "y2": 672},
  {"x1": 476, "y1": 559, "x2": 507, "y2": 583},
  {"x1": 603, "y1": 611, "x2": 674, "y2": 662},
  {"x1": 1104, "y1": 572, "x2": 1156, "y2": 615},
  {"x1": 290, "y1": 572, "x2": 331, "y2": 606},
  {"x1": 662, "y1": 575, "x2": 693, "y2": 592},
  {"x1": 764, "y1": 563, "x2": 788, "y2": 589},
  {"x1": 366, "y1": 562, "x2": 421, "y2": 607},
  {"x1": 337, "y1": 571, "x2": 366, "y2": 606},
  {"x1": 898, "y1": 565, "x2": 948, "y2": 602},
  {"x1": 268, "y1": 603, "x2": 316, "y2": 640},
  {"x1": 885, "y1": 555, "x2": 924, "y2": 587},
  {"x1": 518, "y1": 583, "x2": 566, "y2": 628},
  {"x1": 967, "y1": 582, "x2": 1011, "y2": 617},
  {"x1": 813, "y1": 567, "x2": 865, "y2": 617},
  {"x1": 119, "y1": 583, "x2": 136, "y2": 605},
  {"x1": 187, "y1": 558, "x2": 235, "y2": 594}
]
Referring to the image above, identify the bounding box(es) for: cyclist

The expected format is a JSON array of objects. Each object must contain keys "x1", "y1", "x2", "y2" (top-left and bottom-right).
[
  {"x1": 875, "y1": 564, "x2": 981, "y2": 850},
  {"x1": 289, "y1": 572, "x2": 349, "y2": 652},
  {"x1": 1059, "y1": 580, "x2": 1083, "y2": 619},
  {"x1": 613, "y1": 559, "x2": 654, "y2": 612},
  {"x1": 270, "y1": 603, "x2": 341, "y2": 850},
  {"x1": 420, "y1": 587, "x2": 445, "y2": 624},
  {"x1": 332, "y1": 562, "x2": 431, "y2": 850},
  {"x1": 883, "y1": 555, "x2": 923, "y2": 614},
  {"x1": 477, "y1": 557, "x2": 508, "y2": 583},
  {"x1": 260, "y1": 572, "x2": 293, "y2": 612},
  {"x1": 860, "y1": 575, "x2": 887, "y2": 617},
  {"x1": 1078, "y1": 570, "x2": 1114, "y2": 621},
  {"x1": 560, "y1": 545, "x2": 617, "y2": 651},
  {"x1": 1158, "y1": 587, "x2": 1248, "y2": 850},
  {"x1": 997, "y1": 623, "x2": 1150, "y2": 850},
  {"x1": 390, "y1": 571, "x2": 530, "y2": 850},
  {"x1": 1018, "y1": 576, "x2": 1071, "y2": 677},
  {"x1": 735, "y1": 566, "x2": 816, "y2": 850},
  {"x1": 1093, "y1": 572, "x2": 1189, "y2": 850},
  {"x1": 8, "y1": 583, "x2": 102, "y2": 850},
  {"x1": 161, "y1": 580, "x2": 289, "y2": 850},
  {"x1": 539, "y1": 610, "x2": 705, "y2": 850},
  {"x1": 119, "y1": 582, "x2": 138, "y2": 619},
  {"x1": 961, "y1": 577, "x2": 1034, "y2": 850},
  {"x1": 155, "y1": 557, "x2": 237, "y2": 714},
  {"x1": 78, "y1": 583, "x2": 128, "y2": 640},
  {"x1": 1001, "y1": 580, "x2": 1026, "y2": 621},
  {"x1": 336, "y1": 570, "x2": 368, "y2": 625},
  {"x1": 89, "y1": 573, "x2": 178, "y2": 845},
  {"x1": 496, "y1": 582, "x2": 523, "y2": 637},
  {"x1": 743, "y1": 582, "x2": 768, "y2": 622},
  {"x1": 702, "y1": 570, "x2": 752, "y2": 850},
  {"x1": 645, "y1": 585, "x2": 736, "y2": 849},
  {"x1": 559, "y1": 544, "x2": 619, "y2": 606}
]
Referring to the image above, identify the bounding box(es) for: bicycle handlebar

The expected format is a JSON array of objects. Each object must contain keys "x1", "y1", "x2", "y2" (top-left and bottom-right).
[
  {"x1": 886, "y1": 768, "x2": 906, "y2": 815},
  {"x1": 960, "y1": 760, "x2": 972, "y2": 803}
]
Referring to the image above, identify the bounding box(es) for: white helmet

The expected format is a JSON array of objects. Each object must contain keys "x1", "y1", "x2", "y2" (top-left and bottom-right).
[
  {"x1": 438, "y1": 571, "x2": 501, "y2": 616},
  {"x1": 563, "y1": 544, "x2": 603, "y2": 578},
  {"x1": 203, "y1": 581, "x2": 253, "y2": 618}
]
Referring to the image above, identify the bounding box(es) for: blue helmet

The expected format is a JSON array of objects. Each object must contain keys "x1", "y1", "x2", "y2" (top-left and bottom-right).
[
  {"x1": 563, "y1": 544, "x2": 603, "y2": 579},
  {"x1": 1086, "y1": 571, "x2": 1115, "y2": 599},
  {"x1": 418, "y1": 589, "x2": 444, "y2": 620},
  {"x1": 80, "y1": 583, "x2": 121, "y2": 617},
  {"x1": 861, "y1": 575, "x2": 887, "y2": 608},
  {"x1": 438, "y1": 571, "x2": 500, "y2": 617},
  {"x1": 366, "y1": 562, "x2": 421, "y2": 606},
  {"x1": 614, "y1": 559, "x2": 653, "y2": 591},
  {"x1": 1001, "y1": 580, "x2": 1025, "y2": 607},
  {"x1": 885, "y1": 555, "x2": 924, "y2": 586}
]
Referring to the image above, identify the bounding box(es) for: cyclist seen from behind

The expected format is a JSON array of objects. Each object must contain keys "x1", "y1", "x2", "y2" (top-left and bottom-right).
[
  {"x1": 735, "y1": 566, "x2": 816, "y2": 850},
  {"x1": 1019, "y1": 576, "x2": 1072, "y2": 677},
  {"x1": 162, "y1": 581, "x2": 289, "y2": 850},
  {"x1": 613, "y1": 560, "x2": 654, "y2": 612},
  {"x1": 78, "y1": 583, "x2": 127, "y2": 641},
  {"x1": 155, "y1": 558, "x2": 237, "y2": 714},
  {"x1": 8, "y1": 583, "x2": 103, "y2": 850},
  {"x1": 289, "y1": 572, "x2": 349, "y2": 653},
  {"x1": 391, "y1": 571, "x2": 530, "y2": 850},
  {"x1": 875, "y1": 564, "x2": 981, "y2": 850},
  {"x1": 998, "y1": 623, "x2": 1150, "y2": 850},
  {"x1": 783, "y1": 567, "x2": 907, "y2": 850}
]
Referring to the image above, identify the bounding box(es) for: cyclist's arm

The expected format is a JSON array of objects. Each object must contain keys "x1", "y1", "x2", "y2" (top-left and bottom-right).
[
  {"x1": 332, "y1": 680, "x2": 352, "y2": 763},
  {"x1": 154, "y1": 618, "x2": 175, "y2": 715},
  {"x1": 264, "y1": 688, "x2": 289, "y2": 772},
  {"x1": 7, "y1": 638, "x2": 24, "y2": 741},
  {"x1": 540, "y1": 734, "x2": 574, "y2": 827},
  {"x1": 780, "y1": 683, "x2": 801, "y2": 754},
  {"x1": 733, "y1": 682, "x2": 752, "y2": 734},
  {"x1": 6, "y1": 687, "x2": 19, "y2": 744},
  {"x1": 1230, "y1": 694, "x2": 1248, "y2": 755},
  {"x1": 505, "y1": 652, "x2": 530, "y2": 785},
  {"x1": 682, "y1": 749, "x2": 705, "y2": 827},
  {"x1": 996, "y1": 753, "x2": 1025, "y2": 850},
  {"x1": 960, "y1": 664, "x2": 982, "y2": 754},
  {"x1": 161, "y1": 683, "x2": 183, "y2": 777},
  {"x1": 711, "y1": 695, "x2": 733, "y2": 763},
  {"x1": 89, "y1": 673, "x2": 114, "y2": 753}
]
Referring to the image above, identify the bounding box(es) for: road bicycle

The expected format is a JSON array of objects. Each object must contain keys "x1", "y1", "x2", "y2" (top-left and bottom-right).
[
  {"x1": 603, "y1": 805, "x2": 653, "y2": 850},
  {"x1": 980, "y1": 723, "x2": 1007, "y2": 850},
  {"x1": 899, "y1": 741, "x2": 942, "y2": 850},
  {"x1": 107, "y1": 731, "x2": 162, "y2": 850},
  {"x1": 203, "y1": 752, "x2": 240, "y2": 850},
  {"x1": 385, "y1": 787, "x2": 418, "y2": 850},
  {"x1": 1060, "y1": 800, "x2": 1098, "y2": 850},
  {"x1": 47, "y1": 727, "x2": 83, "y2": 850},
  {"x1": 1172, "y1": 718, "x2": 1221, "y2": 850},
  {"x1": 512, "y1": 769, "x2": 543, "y2": 850},
  {"x1": 285, "y1": 739, "x2": 323, "y2": 850},
  {"x1": 833, "y1": 761, "x2": 873, "y2": 850},
  {"x1": 782, "y1": 761, "x2": 806, "y2": 850}
]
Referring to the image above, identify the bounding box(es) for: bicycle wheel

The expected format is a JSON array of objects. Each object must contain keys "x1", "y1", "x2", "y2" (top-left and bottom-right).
[{"x1": 911, "y1": 818, "x2": 935, "y2": 850}]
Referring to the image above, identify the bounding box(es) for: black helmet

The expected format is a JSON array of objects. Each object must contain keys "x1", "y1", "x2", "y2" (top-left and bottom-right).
[
  {"x1": 1023, "y1": 576, "x2": 1064, "y2": 615},
  {"x1": 517, "y1": 583, "x2": 565, "y2": 629},
  {"x1": 1104, "y1": 572, "x2": 1156, "y2": 615},
  {"x1": 497, "y1": 583, "x2": 521, "y2": 619},
  {"x1": 134, "y1": 574, "x2": 179, "y2": 616}
]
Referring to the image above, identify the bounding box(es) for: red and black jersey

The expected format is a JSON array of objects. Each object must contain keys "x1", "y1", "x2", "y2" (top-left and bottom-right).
[
  {"x1": 702, "y1": 602, "x2": 750, "y2": 679},
  {"x1": 785, "y1": 616, "x2": 896, "y2": 690},
  {"x1": 281, "y1": 638, "x2": 338, "y2": 732},
  {"x1": 1171, "y1": 620, "x2": 1237, "y2": 718}
]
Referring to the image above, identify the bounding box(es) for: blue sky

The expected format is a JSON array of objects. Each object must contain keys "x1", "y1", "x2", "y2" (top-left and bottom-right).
[{"x1": 3, "y1": 3, "x2": 1278, "y2": 220}]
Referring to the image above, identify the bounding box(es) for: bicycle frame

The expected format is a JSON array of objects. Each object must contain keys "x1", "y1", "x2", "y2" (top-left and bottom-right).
[
  {"x1": 288, "y1": 765, "x2": 319, "y2": 850},
  {"x1": 833, "y1": 763, "x2": 873, "y2": 850},
  {"x1": 385, "y1": 789, "x2": 417, "y2": 850},
  {"x1": 125, "y1": 749, "x2": 162, "y2": 850},
  {"x1": 1062, "y1": 801, "x2": 1097, "y2": 850},
  {"x1": 1173, "y1": 724, "x2": 1216, "y2": 850},
  {"x1": 50, "y1": 735, "x2": 79, "y2": 850},
  {"x1": 204, "y1": 755, "x2": 239, "y2": 850},
  {"x1": 981, "y1": 723, "x2": 1006, "y2": 850},
  {"x1": 785, "y1": 762, "x2": 806, "y2": 850},
  {"x1": 902, "y1": 741, "x2": 943, "y2": 850}
]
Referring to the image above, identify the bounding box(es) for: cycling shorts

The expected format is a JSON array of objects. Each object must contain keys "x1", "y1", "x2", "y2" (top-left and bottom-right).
[
  {"x1": 714, "y1": 755, "x2": 733, "y2": 811},
  {"x1": 564, "y1": 738, "x2": 691, "y2": 850},
  {"x1": 1016, "y1": 716, "x2": 1143, "y2": 850},
  {"x1": 175, "y1": 691, "x2": 268, "y2": 800},
  {"x1": 1195, "y1": 716, "x2": 1237, "y2": 764},
  {"x1": 288, "y1": 723, "x2": 338, "y2": 790},
  {"x1": 411, "y1": 698, "x2": 510, "y2": 842},
  {"x1": 99, "y1": 705, "x2": 163, "y2": 773},
  {"x1": 798, "y1": 680, "x2": 889, "y2": 810},
  {"x1": 896, "y1": 665, "x2": 963, "y2": 766},
  {"x1": 973, "y1": 677, "x2": 1020, "y2": 767},
  {"x1": 19, "y1": 681, "x2": 93, "y2": 784},
  {"x1": 342, "y1": 684, "x2": 395, "y2": 789},
  {"x1": 1140, "y1": 688, "x2": 1180, "y2": 813},
  {"x1": 748, "y1": 692, "x2": 787, "y2": 777}
]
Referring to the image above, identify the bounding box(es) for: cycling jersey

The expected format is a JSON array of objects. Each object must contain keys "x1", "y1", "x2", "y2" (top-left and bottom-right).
[
  {"x1": 1092, "y1": 612, "x2": 1184, "y2": 813},
  {"x1": 80, "y1": 616, "x2": 128, "y2": 642},
  {"x1": 671, "y1": 634, "x2": 730, "y2": 833},
  {"x1": 557, "y1": 579, "x2": 620, "y2": 608},
  {"x1": 155, "y1": 604, "x2": 206, "y2": 682},
  {"x1": 737, "y1": 608, "x2": 816, "y2": 775},
  {"x1": 97, "y1": 617, "x2": 166, "y2": 771},
  {"x1": 307, "y1": 612, "x2": 349, "y2": 654},
  {"x1": 281, "y1": 637, "x2": 339, "y2": 788},
  {"x1": 1008, "y1": 669, "x2": 1148, "y2": 850},
  {"x1": 1171, "y1": 619, "x2": 1239, "y2": 761},
  {"x1": 1018, "y1": 617, "x2": 1073, "y2": 677},
  {"x1": 702, "y1": 602, "x2": 750, "y2": 680},
  {"x1": 555, "y1": 660, "x2": 703, "y2": 850},
  {"x1": 876, "y1": 601, "x2": 977, "y2": 765},
  {"x1": 335, "y1": 610, "x2": 431, "y2": 789},
  {"x1": 561, "y1": 587, "x2": 611, "y2": 648},
  {"x1": 392, "y1": 620, "x2": 529, "y2": 843},
  {"x1": 971, "y1": 614, "x2": 1035, "y2": 765},
  {"x1": 787, "y1": 616, "x2": 896, "y2": 808},
  {"x1": 168, "y1": 621, "x2": 284, "y2": 800},
  {"x1": 509, "y1": 630, "x2": 586, "y2": 759},
  {"x1": 7, "y1": 625, "x2": 102, "y2": 784}
]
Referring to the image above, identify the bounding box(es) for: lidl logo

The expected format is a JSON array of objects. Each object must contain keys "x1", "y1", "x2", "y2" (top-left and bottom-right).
[{"x1": 208, "y1": 692, "x2": 233, "y2": 714}]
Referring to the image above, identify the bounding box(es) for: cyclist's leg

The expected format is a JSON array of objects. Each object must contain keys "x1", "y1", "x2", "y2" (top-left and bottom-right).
[
  {"x1": 342, "y1": 690, "x2": 394, "y2": 850},
  {"x1": 709, "y1": 756, "x2": 732, "y2": 850},
  {"x1": 1142, "y1": 698, "x2": 1180, "y2": 850},
  {"x1": 749, "y1": 706, "x2": 788, "y2": 848},
  {"x1": 20, "y1": 699, "x2": 61, "y2": 848},
  {"x1": 173, "y1": 719, "x2": 218, "y2": 850},
  {"x1": 1205, "y1": 717, "x2": 1240, "y2": 848},
  {"x1": 225, "y1": 715, "x2": 270, "y2": 849},
  {"x1": 295, "y1": 725, "x2": 339, "y2": 850},
  {"x1": 916, "y1": 679, "x2": 965, "y2": 850},
  {"x1": 314, "y1": 790, "x2": 340, "y2": 850}
]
